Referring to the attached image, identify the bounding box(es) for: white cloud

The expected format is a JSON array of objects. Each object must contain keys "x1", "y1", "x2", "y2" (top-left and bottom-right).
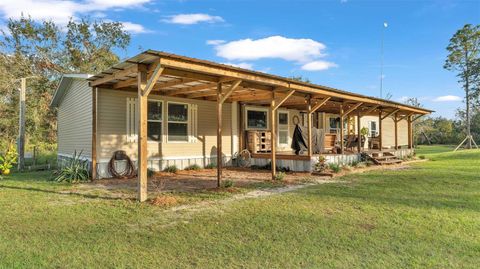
[
  {"x1": 222, "y1": 62, "x2": 254, "y2": 70},
  {"x1": 164, "y1": 13, "x2": 224, "y2": 25},
  {"x1": 206, "y1": 39, "x2": 225, "y2": 45},
  {"x1": 0, "y1": 0, "x2": 150, "y2": 30},
  {"x1": 301, "y1": 60, "x2": 337, "y2": 71},
  {"x1": 433, "y1": 95, "x2": 462, "y2": 102},
  {"x1": 121, "y1": 21, "x2": 149, "y2": 34},
  {"x1": 208, "y1": 35, "x2": 336, "y2": 71},
  {"x1": 212, "y1": 36, "x2": 326, "y2": 62}
]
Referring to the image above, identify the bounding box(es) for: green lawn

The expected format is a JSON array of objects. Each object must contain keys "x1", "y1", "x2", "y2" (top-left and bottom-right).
[{"x1": 0, "y1": 146, "x2": 479, "y2": 268}]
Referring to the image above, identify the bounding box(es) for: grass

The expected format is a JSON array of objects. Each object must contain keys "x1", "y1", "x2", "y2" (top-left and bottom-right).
[{"x1": 0, "y1": 146, "x2": 479, "y2": 268}]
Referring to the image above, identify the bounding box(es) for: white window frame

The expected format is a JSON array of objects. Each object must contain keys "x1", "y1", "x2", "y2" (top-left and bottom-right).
[
  {"x1": 245, "y1": 106, "x2": 269, "y2": 131},
  {"x1": 167, "y1": 101, "x2": 190, "y2": 143},
  {"x1": 147, "y1": 100, "x2": 164, "y2": 143},
  {"x1": 277, "y1": 110, "x2": 289, "y2": 146},
  {"x1": 369, "y1": 121, "x2": 378, "y2": 137}
]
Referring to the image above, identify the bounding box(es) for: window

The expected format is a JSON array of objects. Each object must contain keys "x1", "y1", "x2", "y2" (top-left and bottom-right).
[
  {"x1": 278, "y1": 111, "x2": 289, "y2": 145},
  {"x1": 328, "y1": 116, "x2": 347, "y2": 134},
  {"x1": 369, "y1": 121, "x2": 378, "y2": 137},
  {"x1": 246, "y1": 108, "x2": 268, "y2": 130},
  {"x1": 168, "y1": 103, "x2": 189, "y2": 142},
  {"x1": 147, "y1": 101, "x2": 162, "y2": 142}
]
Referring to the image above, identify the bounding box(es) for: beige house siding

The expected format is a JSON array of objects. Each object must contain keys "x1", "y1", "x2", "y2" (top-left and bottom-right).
[
  {"x1": 97, "y1": 88, "x2": 232, "y2": 161},
  {"x1": 57, "y1": 79, "x2": 92, "y2": 158}
]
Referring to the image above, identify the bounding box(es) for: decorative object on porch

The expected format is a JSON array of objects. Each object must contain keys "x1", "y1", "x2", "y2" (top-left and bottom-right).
[
  {"x1": 233, "y1": 149, "x2": 251, "y2": 168},
  {"x1": 247, "y1": 131, "x2": 272, "y2": 153},
  {"x1": 291, "y1": 124, "x2": 325, "y2": 155},
  {"x1": 360, "y1": 127, "x2": 370, "y2": 149},
  {"x1": 107, "y1": 150, "x2": 137, "y2": 179}
]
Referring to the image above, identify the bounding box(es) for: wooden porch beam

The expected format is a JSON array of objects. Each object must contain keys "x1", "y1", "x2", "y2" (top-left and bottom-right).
[
  {"x1": 413, "y1": 114, "x2": 424, "y2": 122},
  {"x1": 381, "y1": 108, "x2": 400, "y2": 120},
  {"x1": 142, "y1": 63, "x2": 164, "y2": 97},
  {"x1": 396, "y1": 112, "x2": 414, "y2": 122},
  {"x1": 309, "y1": 97, "x2": 331, "y2": 114},
  {"x1": 220, "y1": 79, "x2": 242, "y2": 104},
  {"x1": 167, "y1": 82, "x2": 217, "y2": 96},
  {"x1": 90, "y1": 64, "x2": 139, "y2": 87},
  {"x1": 361, "y1": 105, "x2": 379, "y2": 116},
  {"x1": 342, "y1": 102, "x2": 363, "y2": 118},
  {"x1": 273, "y1": 88, "x2": 296, "y2": 110}
]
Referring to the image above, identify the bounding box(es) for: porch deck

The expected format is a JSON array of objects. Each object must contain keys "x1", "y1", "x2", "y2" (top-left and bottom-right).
[{"x1": 250, "y1": 148, "x2": 414, "y2": 172}]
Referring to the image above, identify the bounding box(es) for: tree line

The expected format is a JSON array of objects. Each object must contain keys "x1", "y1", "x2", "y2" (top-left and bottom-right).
[{"x1": 0, "y1": 16, "x2": 131, "y2": 152}]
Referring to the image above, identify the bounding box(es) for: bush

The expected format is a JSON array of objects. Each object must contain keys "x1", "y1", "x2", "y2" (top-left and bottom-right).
[
  {"x1": 251, "y1": 162, "x2": 291, "y2": 172},
  {"x1": 0, "y1": 144, "x2": 18, "y2": 177},
  {"x1": 163, "y1": 165, "x2": 178, "y2": 173},
  {"x1": 314, "y1": 156, "x2": 328, "y2": 172},
  {"x1": 147, "y1": 168, "x2": 156, "y2": 178},
  {"x1": 419, "y1": 155, "x2": 426, "y2": 160},
  {"x1": 274, "y1": 172, "x2": 286, "y2": 181},
  {"x1": 53, "y1": 151, "x2": 90, "y2": 183},
  {"x1": 185, "y1": 164, "x2": 201, "y2": 171},
  {"x1": 205, "y1": 163, "x2": 217, "y2": 169},
  {"x1": 329, "y1": 163, "x2": 342, "y2": 173},
  {"x1": 222, "y1": 179, "x2": 235, "y2": 188}
]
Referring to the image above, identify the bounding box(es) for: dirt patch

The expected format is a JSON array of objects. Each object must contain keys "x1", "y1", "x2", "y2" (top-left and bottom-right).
[{"x1": 151, "y1": 195, "x2": 181, "y2": 207}]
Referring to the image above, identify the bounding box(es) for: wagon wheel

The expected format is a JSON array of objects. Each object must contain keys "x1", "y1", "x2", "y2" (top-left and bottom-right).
[{"x1": 237, "y1": 149, "x2": 251, "y2": 168}]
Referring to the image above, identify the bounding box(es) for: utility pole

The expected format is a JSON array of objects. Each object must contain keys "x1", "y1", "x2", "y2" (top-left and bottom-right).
[{"x1": 18, "y1": 78, "x2": 26, "y2": 171}]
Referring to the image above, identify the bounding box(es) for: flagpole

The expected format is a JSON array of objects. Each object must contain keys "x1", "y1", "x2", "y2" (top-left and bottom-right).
[{"x1": 380, "y1": 22, "x2": 387, "y2": 98}]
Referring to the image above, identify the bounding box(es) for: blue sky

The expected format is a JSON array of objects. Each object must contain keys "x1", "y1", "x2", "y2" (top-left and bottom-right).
[{"x1": 1, "y1": 0, "x2": 479, "y2": 118}]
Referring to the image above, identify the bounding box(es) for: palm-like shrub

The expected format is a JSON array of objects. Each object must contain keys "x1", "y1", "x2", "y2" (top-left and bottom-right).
[{"x1": 54, "y1": 151, "x2": 90, "y2": 183}]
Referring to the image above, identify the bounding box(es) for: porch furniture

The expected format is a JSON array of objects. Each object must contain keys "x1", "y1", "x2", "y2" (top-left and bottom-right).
[
  {"x1": 369, "y1": 136, "x2": 380, "y2": 149},
  {"x1": 324, "y1": 134, "x2": 337, "y2": 153},
  {"x1": 345, "y1": 135, "x2": 366, "y2": 151},
  {"x1": 247, "y1": 130, "x2": 272, "y2": 153}
]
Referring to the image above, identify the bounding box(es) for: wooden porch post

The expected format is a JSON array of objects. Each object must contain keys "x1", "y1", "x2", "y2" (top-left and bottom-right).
[
  {"x1": 408, "y1": 115, "x2": 413, "y2": 149},
  {"x1": 216, "y1": 83, "x2": 223, "y2": 187},
  {"x1": 307, "y1": 98, "x2": 312, "y2": 157},
  {"x1": 378, "y1": 110, "x2": 383, "y2": 150},
  {"x1": 215, "y1": 79, "x2": 241, "y2": 186},
  {"x1": 357, "y1": 110, "x2": 361, "y2": 153},
  {"x1": 394, "y1": 112, "x2": 399, "y2": 149},
  {"x1": 137, "y1": 67, "x2": 148, "y2": 202},
  {"x1": 270, "y1": 92, "x2": 277, "y2": 180},
  {"x1": 91, "y1": 87, "x2": 97, "y2": 180},
  {"x1": 339, "y1": 105, "x2": 344, "y2": 154}
]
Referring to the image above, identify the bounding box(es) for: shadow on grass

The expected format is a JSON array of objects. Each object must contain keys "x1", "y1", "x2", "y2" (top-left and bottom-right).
[{"x1": 0, "y1": 184, "x2": 132, "y2": 201}]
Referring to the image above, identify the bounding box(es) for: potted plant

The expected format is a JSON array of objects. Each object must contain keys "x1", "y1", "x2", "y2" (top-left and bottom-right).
[{"x1": 360, "y1": 127, "x2": 369, "y2": 149}]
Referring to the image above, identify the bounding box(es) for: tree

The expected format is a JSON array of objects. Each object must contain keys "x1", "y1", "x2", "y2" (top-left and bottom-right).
[
  {"x1": 0, "y1": 16, "x2": 130, "y2": 152},
  {"x1": 444, "y1": 24, "x2": 480, "y2": 149}
]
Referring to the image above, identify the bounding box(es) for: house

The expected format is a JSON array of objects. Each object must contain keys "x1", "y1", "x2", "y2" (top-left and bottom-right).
[{"x1": 51, "y1": 50, "x2": 432, "y2": 201}]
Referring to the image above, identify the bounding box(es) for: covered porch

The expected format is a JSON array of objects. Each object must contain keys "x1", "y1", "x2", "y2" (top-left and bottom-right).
[{"x1": 88, "y1": 50, "x2": 431, "y2": 201}]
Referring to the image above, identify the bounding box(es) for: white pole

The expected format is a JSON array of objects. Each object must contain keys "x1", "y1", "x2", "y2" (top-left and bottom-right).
[{"x1": 380, "y1": 22, "x2": 388, "y2": 98}]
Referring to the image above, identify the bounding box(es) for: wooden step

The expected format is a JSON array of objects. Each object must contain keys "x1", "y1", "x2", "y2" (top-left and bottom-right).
[
  {"x1": 374, "y1": 155, "x2": 398, "y2": 161},
  {"x1": 377, "y1": 159, "x2": 402, "y2": 165}
]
